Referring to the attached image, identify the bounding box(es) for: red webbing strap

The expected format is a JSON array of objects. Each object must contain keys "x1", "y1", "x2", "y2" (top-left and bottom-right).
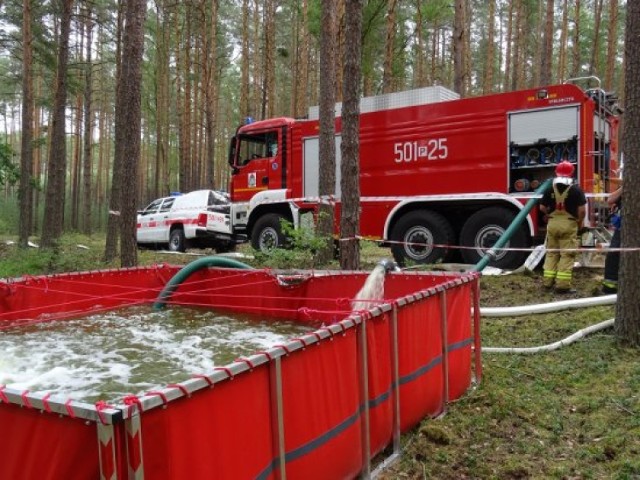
[
  {"x1": 318, "y1": 327, "x2": 335, "y2": 340},
  {"x1": 235, "y1": 357, "x2": 255, "y2": 370},
  {"x1": 0, "y1": 385, "x2": 8, "y2": 403},
  {"x1": 256, "y1": 351, "x2": 273, "y2": 361},
  {"x1": 145, "y1": 391, "x2": 169, "y2": 406},
  {"x1": 123, "y1": 395, "x2": 144, "y2": 417},
  {"x1": 192, "y1": 373, "x2": 214, "y2": 387},
  {"x1": 292, "y1": 337, "x2": 308, "y2": 348},
  {"x1": 64, "y1": 399, "x2": 76, "y2": 418},
  {"x1": 20, "y1": 390, "x2": 33, "y2": 409},
  {"x1": 42, "y1": 392, "x2": 52, "y2": 413},
  {"x1": 273, "y1": 344, "x2": 291, "y2": 354},
  {"x1": 214, "y1": 366, "x2": 235, "y2": 379},
  {"x1": 95, "y1": 400, "x2": 115, "y2": 425},
  {"x1": 167, "y1": 383, "x2": 190, "y2": 397}
]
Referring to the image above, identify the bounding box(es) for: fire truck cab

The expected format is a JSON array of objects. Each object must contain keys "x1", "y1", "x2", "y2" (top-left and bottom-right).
[{"x1": 227, "y1": 78, "x2": 621, "y2": 268}]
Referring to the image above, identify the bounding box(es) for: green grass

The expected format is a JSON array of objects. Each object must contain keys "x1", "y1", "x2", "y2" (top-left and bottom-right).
[
  {"x1": 1, "y1": 234, "x2": 638, "y2": 478},
  {"x1": 379, "y1": 271, "x2": 640, "y2": 480}
]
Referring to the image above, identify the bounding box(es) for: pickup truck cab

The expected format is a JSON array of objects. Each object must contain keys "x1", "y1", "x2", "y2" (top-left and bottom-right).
[{"x1": 136, "y1": 190, "x2": 234, "y2": 252}]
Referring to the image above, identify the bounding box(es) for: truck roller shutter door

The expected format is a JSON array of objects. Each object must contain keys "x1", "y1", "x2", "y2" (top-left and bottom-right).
[
  {"x1": 509, "y1": 106, "x2": 579, "y2": 144},
  {"x1": 302, "y1": 136, "x2": 342, "y2": 198}
]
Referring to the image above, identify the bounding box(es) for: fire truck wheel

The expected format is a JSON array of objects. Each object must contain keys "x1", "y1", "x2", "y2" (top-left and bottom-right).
[
  {"x1": 459, "y1": 206, "x2": 530, "y2": 269},
  {"x1": 390, "y1": 211, "x2": 455, "y2": 266},
  {"x1": 251, "y1": 213, "x2": 287, "y2": 252},
  {"x1": 168, "y1": 228, "x2": 187, "y2": 252}
]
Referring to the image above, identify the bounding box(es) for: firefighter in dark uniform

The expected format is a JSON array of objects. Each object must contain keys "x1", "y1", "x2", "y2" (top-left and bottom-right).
[
  {"x1": 602, "y1": 185, "x2": 623, "y2": 294},
  {"x1": 539, "y1": 161, "x2": 587, "y2": 293}
]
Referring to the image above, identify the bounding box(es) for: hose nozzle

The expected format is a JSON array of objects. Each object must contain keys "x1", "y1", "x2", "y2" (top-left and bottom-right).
[{"x1": 377, "y1": 258, "x2": 400, "y2": 273}]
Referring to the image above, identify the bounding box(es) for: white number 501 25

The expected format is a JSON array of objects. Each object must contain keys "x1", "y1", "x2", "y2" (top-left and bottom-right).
[{"x1": 393, "y1": 138, "x2": 448, "y2": 163}]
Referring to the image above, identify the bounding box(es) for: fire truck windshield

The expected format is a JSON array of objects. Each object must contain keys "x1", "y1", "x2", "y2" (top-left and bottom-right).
[{"x1": 236, "y1": 131, "x2": 278, "y2": 166}]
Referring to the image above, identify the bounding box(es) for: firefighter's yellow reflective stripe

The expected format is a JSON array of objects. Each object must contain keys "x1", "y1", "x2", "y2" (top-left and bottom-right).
[
  {"x1": 602, "y1": 280, "x2": 618, "y2": 288},
  {"x1": 543, "y1": 270, "x2": 556, "y2": 278},
  {"x1": 556, "y1": 271, "x2": 572, "y2": 280}
]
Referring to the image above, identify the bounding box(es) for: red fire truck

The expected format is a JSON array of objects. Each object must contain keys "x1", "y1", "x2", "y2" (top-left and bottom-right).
[{"x1": 225, "y1": 78, "x2": 621, "y2": 268}]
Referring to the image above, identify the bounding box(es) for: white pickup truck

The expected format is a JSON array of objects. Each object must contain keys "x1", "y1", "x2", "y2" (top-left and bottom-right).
[{"x1": 136, "y1": 189, "x2": 236, "y2": 253}]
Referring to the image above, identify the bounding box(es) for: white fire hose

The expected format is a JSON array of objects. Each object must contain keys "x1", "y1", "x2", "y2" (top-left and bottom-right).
[{"x1": 479, "y1": 295, "x2": 616, "y2": 354}]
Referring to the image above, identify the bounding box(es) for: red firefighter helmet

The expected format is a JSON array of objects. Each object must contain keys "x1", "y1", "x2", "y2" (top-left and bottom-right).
[{"x1": 555, "y1": 160, "x2": 575, "y2": 178}]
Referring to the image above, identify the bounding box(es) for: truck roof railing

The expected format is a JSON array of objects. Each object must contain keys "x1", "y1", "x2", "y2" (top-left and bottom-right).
[{"x1": 563, "y1": 75, "x2": 602, "y2": 89}]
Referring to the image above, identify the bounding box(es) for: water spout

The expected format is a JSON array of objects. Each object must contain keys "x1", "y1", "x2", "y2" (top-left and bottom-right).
[
  {"x1": 377, "y1": 258, "x2": 401, "y2": 274},
  {"x1": 351, "y1": 259, "x2": 399, "y2": 312}
]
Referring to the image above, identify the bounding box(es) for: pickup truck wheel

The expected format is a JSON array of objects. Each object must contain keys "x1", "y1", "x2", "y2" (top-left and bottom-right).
[
  {"x1": 459, "y1": 206, "x2": 530, "y2": 269},
  {"x1": 390, "y1": 210, "x2": 455, "y2": 266},
  {"x1": 251, "y1": 214, "x2": 287, "y2": 252},
  {"x1": 168, "y1": 228, "x2": 187, "y2": 252}
]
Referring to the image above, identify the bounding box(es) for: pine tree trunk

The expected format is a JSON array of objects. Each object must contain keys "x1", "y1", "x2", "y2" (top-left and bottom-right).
[
  {"x1": 335, "y1": 0, "x2": 345, "y2": 102},
  {"x1": 184, "y1": 11, "x2": 193, "y2": 191},
  {"x1": 41, "y1": 0, "x2": 73, "y2": 249},
  {"x1": 615, "y1": 0, "x2": 640, "y2": 347},
  {"x1": 557, "y1": 0, "x2": 569, "y2": 81},
  {"x1": 252, "y1": 0, "x2": 262, "y2": 119},
  {"x1": 540, "y1": 0, "x2": 554, "y2": 86},
  {"x1": 155, "y1": 0, "x2": 171, "y2": 199},
  {"x1": 105, "y1": 0, "x2": 125, "y2": 261},
  {"x1": 339, "y1": 0, "x2": 362, "y2": 271},
  {"x1": 115, "y1": 0, "x2": 146, "y2": 267},
  {"x1": 263, "y1": 0, "x2": 276, "y2": 119},
  {"x1": 240, "y1": 0, "x2": 250, "y2": 119},
  {"x1": 33, "y1": 71, "x2": 42, "y2": 233},
  {"x1": 464, "y1": 0, "x2": 471, "y2": 93},
  {"x1": 414, "y1": 1, "x2": 426, "y2": 88},
  {"x1": 315, "y1": 0, "x2": 337, "y2": 265},
  {"x1": 202, "y1": 0, "x2": 219, "y2": 189},
  {"x1": 19, "y1": 0, "x2": 34, "y2": 247},
  {"x1": 482, "y1": 0, "x2": 495, "y2": 94},
  {"x1": 504, "y1": 0, "x2": 514, "y2": 91},
  {"x1": 511, "y1": 0, "x2": 524, "y2": 91},
  {"x1": 589, "y1": 0, "x2": 604, "y2": 76},
  {"x1": 430, "y1": 19, "x2": 439, "y2": 85},
  {"x1": 453, "y1": 0, "x2": 465, "y2": 96},
  {"x1": 292, "y1": 0, "x2": 309, "y2": 118},
  {"x1": 82, "y1": 6, "x2": 93, "y2": 235},
  {"x1": 71, "y1": 83, "x2": 83, "y2": 230},
  {"x1": 571, "y1": 0, "x2": 581, "y2": 77},
  {"x1": 191, "y1": 32, "x2": 201, "y2": 189},
  {"x1": 382, "y1": 0, "x2": 397, "y2": 94},
  {"x1": 605, "y1": 0, "x2": 619, "y2": 90}
]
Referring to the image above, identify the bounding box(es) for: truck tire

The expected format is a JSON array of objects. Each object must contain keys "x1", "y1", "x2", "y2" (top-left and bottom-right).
[
  {"x1": 459, "y1": 206, "x2": 531, "y2": 269},
  {"x1": 390, "y1": 211, "x2": 455, "y2": 266},
  {"x1": 251, "y1": 213, "x2": 287, "y2": 252},
  {"x1": 168, "y1": 228, "x2": 187, "y2": 252}
]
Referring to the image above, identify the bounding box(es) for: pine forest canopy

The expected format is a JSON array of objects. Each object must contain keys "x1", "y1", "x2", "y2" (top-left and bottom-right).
[{"x1": 0, "y1": 0, "x2": 627, "y2": 234}]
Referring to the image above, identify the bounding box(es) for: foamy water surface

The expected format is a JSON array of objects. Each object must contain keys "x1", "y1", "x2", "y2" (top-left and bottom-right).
[{"x1": 0, "y1": 307, "x2": 310, "y2": 403}]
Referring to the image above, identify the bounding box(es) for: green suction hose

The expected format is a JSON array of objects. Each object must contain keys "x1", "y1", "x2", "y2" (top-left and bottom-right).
[
  {"x1": 153, "y1": 256, "x2": 254, "y2": 310},
  {"x1": 472, "y1": 178, "x2": 552, "y2": 272}
]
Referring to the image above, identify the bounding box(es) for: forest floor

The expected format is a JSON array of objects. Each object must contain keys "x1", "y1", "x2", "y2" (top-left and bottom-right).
[
  {"x1": 0, "y1": 234, "x2": 638, "y2": 479},
  {"x1": 377, "y1": 268, "x2": 640, "y2": 480}
]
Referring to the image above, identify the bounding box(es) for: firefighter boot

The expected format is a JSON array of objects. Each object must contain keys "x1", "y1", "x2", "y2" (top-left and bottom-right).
[{"x1": 602, "y1": 280, "x2": 617, "y2": 295}]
